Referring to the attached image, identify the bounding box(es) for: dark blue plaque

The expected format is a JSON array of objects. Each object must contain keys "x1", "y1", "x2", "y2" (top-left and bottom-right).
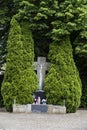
[{"x1": 31, "y1": 104, "x2": 48, "y2": 113}]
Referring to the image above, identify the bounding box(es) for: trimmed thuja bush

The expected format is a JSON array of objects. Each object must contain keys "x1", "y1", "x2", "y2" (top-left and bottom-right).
[
  {"x1": 80, "y1": 76, "x2": 87, "y2": 108},
  {"x1": 1, "y1": 17, "x2": 38, "y2": 111},
  {"x1": 44, "y1": 37, "x2": 82, "y2": 113}
]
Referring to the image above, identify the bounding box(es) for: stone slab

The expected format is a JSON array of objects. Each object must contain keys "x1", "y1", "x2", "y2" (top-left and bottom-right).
[
  {"x1": 26, "y1": 104, "x2": 31, "y2": 113},
  {"x1": 13, "y1": 104, "x2": 27, "y2": 113},
  {"x1": 47, "y1": 105, "x2": 66, "y2": 114},
  {"x1": 52, "y1": 105, "x2": 66, "y2": 114}
]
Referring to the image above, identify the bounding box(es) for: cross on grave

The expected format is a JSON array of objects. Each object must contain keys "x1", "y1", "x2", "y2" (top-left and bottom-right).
[{"x1": 34, "y1": 57, "x2": 50, "y2": 90}]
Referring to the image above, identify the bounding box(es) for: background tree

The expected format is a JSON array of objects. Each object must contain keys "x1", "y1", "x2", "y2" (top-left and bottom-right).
[
  {"x1": 1, "y1": 17, "x2": 38, "y2": 111},
  {"x1": 0, "y1": 0, "x2": 15, "y2": 68},
  {"x1": 17, "y1": 0, "x2": 87, "y2": 40}
]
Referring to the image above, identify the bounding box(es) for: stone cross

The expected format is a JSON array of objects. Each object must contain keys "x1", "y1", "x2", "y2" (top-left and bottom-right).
[{"x1": 34, "y1": 57, "x2": 50, "y2": 90}]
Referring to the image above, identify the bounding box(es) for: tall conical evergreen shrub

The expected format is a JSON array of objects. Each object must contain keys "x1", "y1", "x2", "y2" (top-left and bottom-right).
[
  {"x1": 1, "y1": 17, "x2": 38, "y2": 111},
  {"x1": 44, "y1": 37, "x2": 82, "y2": 113}
]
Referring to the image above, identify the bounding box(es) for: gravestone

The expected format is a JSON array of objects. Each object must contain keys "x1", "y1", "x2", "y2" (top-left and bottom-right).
[
  {"x1": 34, "y1": 57, "x2": 50, "y2": 90},
  {"x1": 33, "y1": 57, "x2": 50, "y2": 113}
]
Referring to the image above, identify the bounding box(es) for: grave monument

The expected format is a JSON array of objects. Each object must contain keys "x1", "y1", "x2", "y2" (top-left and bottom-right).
[
  {"x1": 13, "y1": 57, "x2": 66, "y2": 113},
  {"x1": 32, "y1": 57, "x2": 50, "y2": 112}
]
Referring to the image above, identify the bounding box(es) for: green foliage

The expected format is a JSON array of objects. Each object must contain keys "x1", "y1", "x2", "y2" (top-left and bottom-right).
[
  {"x1": 16, "y1": 0, "x2": 50, "y2": 58},
  {"x1": 15, "y1": 0, "x2": 87, "y2": 59},
  {"x1": 1, "y1": 17, "x2": 38, "y2": 111},
  {"x1": 80, "y1": 76, "x2": 87, "y2": 108},
  {"x1": 73, "y1": 28, "x2": 87, "y2": 108},
  {"x1": 0, "y1": 76, "x2": 4, "y2": 107},
  {"x1": 0, "y1": 0, "x2": 15, "y2": 69},
  {"x1": 73, "y1": 30, "x2": 87, "y2": 58},
  {"x1": 0, "y1": 0, "x2": 86, "y2": 112},
  {"x1": 74, "y1": 54, "x2": 87, "y2": 108},
  {"x1": 44, "y1": 37, "x2": 82, "y2": 113},
  {"x1": 16, "y1": 0, "x2": 87, "y2": 42}
]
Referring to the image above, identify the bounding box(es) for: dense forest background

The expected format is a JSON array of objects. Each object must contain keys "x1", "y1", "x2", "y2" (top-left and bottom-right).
[{"x1": 0, "y1": 0, "x2": 87, "y2": 110}]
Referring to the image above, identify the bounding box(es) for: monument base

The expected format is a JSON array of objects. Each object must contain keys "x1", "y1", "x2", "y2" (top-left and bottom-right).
[{"x1": 13, "y1": 104, "x2": 66, "y2": 114}]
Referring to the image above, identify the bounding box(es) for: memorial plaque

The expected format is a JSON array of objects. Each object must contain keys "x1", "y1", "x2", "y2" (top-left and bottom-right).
[{"x1": 31, "y1": 104, "x2": 48, "y2": 113}]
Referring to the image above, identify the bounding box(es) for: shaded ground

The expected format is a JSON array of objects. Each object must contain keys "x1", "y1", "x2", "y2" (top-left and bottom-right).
[{"x1": 0, "y1": 110, "x2": 87, "y2": 130}]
